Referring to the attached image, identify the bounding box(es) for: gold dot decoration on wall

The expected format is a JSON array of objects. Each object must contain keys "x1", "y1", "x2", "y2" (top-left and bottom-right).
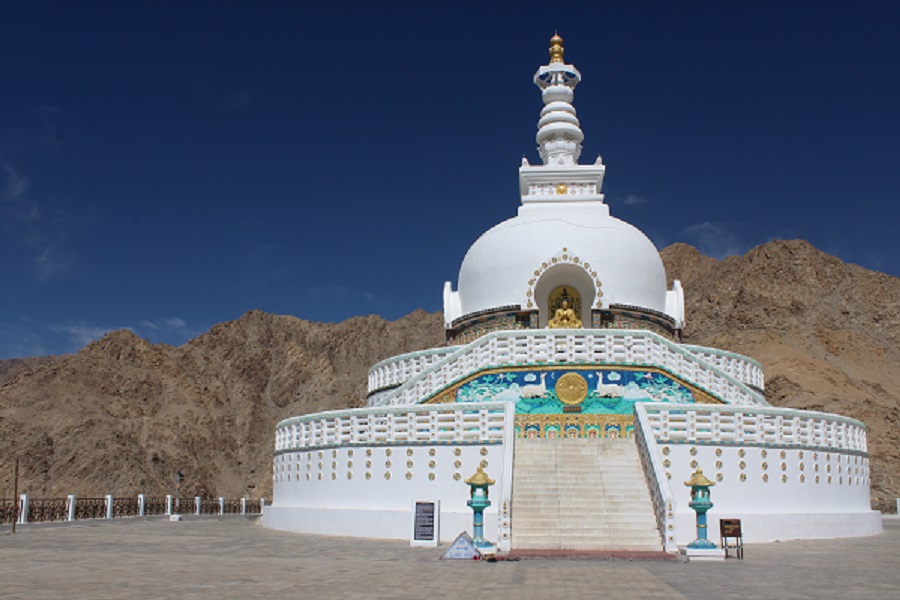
[
  {"x1": 662, "y1": 447, "x2": 670, "y2": 456},
  {"x1": 739, "y1": 461, "x2": 746, "y2": 470},
  {"x1": 761, "y1": 449, "x2": 767, "y2": 458},
  {"x1": 781, "y1": 474, "x2": 787, "y2": 483},
  {"x1": 666, "y1": 472, "x2": 671, "y2": 480},
  {"x1": 366, "y1": 449, "x2": 372, "y2": 457},
  {"x1": 690, "y1": 460, "x2": 698, "y2": 468},
  {"x1": 428, "y1": 460, "x2": 436, "y2": 469},
  {"x1": 800, "y1": 474, "x2": 806, "y2": 483},
  {"x1": 305, "y1": 473, "x2": 310, "y2": 480},
  {"x1": 428, "y1": 473, "x2": 436, "y2": 481},
  {"x1": 385, "y1": 460, "x2": 392, "y2": 468},
  {"x1": 406, "y1": 472, "x2": 413, "y2": 480},
  {"x1": 429, "y1": 448, "x2": 436, "y2": 457},
  {"x1": 815, "y1": 464, "x2": 820, "y2": 472},
  {"x1": 799, "y1": 462, "x2": 804, "y2": 471},
  {"x1": 480, "y1": 460, "x2": 488, "y2": 468},
  {"x1": 689, "y1": 447, "x2": 698, "y2": 456},
  {"x1": 318, "y1": 451, "x2": 324, "y2": 458},
  {"x1": 385, "y1": 449, "x2": 392, "y2": 457},
  {"x1": 480, "y1": 447, "x2": 489, "y2": 456},
  {"x1": 347, "y1": 472, "x2": 353, "y2": 480},
  {"x1": 407, "y1": 448, "x2": 414, "y2": 457},
  {"x1": 827, "y1": 464, "x2": 831, "y2": 473},
  {"x1": 318, "y1": 461, "x2": 323, "y2": 470},
  {"x1": 762, "y1": 462, "x2": 768, "y2": 470},
  {"x1": 365, "y1": 460, "x2": 372, "y2": 468},
  {"x1": 815, "y1": 475, "x2": 820, "y2": 484},
  {"x1": 798, "y1": 451, "x2": 804, "y2": 459},
  {"x1": 407, "y1": 460, "x2": 414, "y2": 468},
  {"x1": 454, "y1": 448, "x2": 462, "y2": 456},
  {"x1": 331, "y1": 461, "x2": 337, "y2": 469},
  {"x1": 332, "y1": 450, "x2": 338, "y2": 458},
  {"x1": 317, "y1": 473, "x2": 323, "y2": 480},
  {"x1": 716, "y1": 473, "x2": 723, "y2": 482},
  {"x1": 827, "y1": 475, "x2": 832, "y2": 484},
  {"x1": 780, "y1": 450, "x2": 786, "y2": 459},
  {"x1": 348, "y1": 449, "x2": 354, "y2": 457},
  {"x1": 738, "y1": 449, "x2": 746, "y2": 458},
  {"x1": 347, "y1": 460, "x2": 353, "y2": 469},
  {"x1": 331, "y1": 472, "x2": 337, "y2": 480},
  {"x1": 740, "y1": 473, "x2": 747, "y2": 482},
  {"x1": 365, "y1": 472, "x2": 372, "y2": 480},
  {"x1": 454, "y1": 460, "x2": 462, "y2": 469},
  {"x1": 385, "y1": 471, "x2": 391, "y2": 480},
  {"x1": 781, "y1": 463, "x2": 787, "y2": 471},
  {"x1": 715, "y1": 460, "x2": 723, "y2": 470},
  {"x1": 762, "y1": 474, "x2": 769, "y2": 483},
  {"x1": 663, "y1": 459, "x2": 671, "y2": 468},
  {"x1": 453, "y1": 473, "x2": 461, "y2": 481},
  {"x1": 715, "y1": 448, "x2": 723, "y2": 457}
]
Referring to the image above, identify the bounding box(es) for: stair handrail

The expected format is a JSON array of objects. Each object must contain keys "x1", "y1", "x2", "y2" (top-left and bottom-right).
[{"x1": 634, "y1": 402, "x2": 677, "y2": 553}]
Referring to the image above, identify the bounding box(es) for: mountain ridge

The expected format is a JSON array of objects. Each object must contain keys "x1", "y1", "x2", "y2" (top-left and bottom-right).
[{"x1": 1, "y1": 240, "x2": 897, "y2": 511}]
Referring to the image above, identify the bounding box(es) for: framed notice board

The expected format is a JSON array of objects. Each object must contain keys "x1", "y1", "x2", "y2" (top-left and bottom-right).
[{"x1": 410, "y1": 500, "x2": 440, "y2": 547}]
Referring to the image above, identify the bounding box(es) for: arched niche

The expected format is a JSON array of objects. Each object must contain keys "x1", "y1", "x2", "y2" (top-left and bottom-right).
[{"x1": 534, "y1": 263, "x2": 596, "y2": 328}]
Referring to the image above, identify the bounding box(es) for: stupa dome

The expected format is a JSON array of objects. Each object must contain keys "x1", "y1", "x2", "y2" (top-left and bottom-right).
[{"x1": 456, "y1": 203, "x2": 668, "y2": 321}]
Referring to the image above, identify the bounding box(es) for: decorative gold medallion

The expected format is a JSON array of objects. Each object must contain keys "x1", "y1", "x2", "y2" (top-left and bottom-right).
[{"x1": 556, "y1": 372, "x2": 589, "y2": 405}]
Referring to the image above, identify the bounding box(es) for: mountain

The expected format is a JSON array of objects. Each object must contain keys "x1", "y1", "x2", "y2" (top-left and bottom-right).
[{"x1": 0, "y1": 240, "x2": 897, "y2": 511}]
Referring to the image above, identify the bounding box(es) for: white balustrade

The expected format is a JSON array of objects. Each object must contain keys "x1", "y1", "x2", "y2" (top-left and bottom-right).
[
  {"x1": 368, "y1": 329, "x2": 767, "y2": 409},
  {"x1": 274, "y1": 401, "x2": 511, "y2": 452},
  {"x1": 637, "y1": 403, "x2": 867, "y2": 454}
]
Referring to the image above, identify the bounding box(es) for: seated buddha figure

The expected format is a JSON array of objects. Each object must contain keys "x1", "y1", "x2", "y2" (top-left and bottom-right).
[{"x1": 548, "y1": 299, "x2": 582, "y2": 329}]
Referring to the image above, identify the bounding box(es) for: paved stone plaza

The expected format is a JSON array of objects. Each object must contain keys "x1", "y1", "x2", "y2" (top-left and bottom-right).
[{"x1": 1, "y1": 516, "x2": 897, "y2": 599}]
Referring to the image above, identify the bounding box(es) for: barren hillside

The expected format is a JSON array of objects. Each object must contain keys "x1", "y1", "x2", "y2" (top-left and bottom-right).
[{"x1": 0, "y1": 240, "x2": 897, "y2": 511}]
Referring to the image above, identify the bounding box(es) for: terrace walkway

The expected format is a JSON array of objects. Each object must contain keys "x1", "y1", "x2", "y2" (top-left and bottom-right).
[{"x1": 1, "y1": 516, "x2": 898, "y2": 599}]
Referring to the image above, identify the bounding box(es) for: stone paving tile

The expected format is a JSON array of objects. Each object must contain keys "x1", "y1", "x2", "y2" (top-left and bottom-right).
[{"x1": 0, "y1": 516, "x2": 897, "y2": 599}]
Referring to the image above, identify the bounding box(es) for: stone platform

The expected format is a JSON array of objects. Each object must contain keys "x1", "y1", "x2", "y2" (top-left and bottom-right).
[{"x1": 1, "y1": 516, "x2": 898, "y2": 599}]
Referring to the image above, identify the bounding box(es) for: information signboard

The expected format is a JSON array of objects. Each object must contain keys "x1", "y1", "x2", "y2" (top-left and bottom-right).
[{"x1": 410, "y1": 500, "x2": 440, "y2": 547}]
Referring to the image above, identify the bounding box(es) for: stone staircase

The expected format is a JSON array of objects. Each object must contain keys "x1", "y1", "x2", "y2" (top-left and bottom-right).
[{"x1": 511, "y1": 437, "x2": 663, "y2": 551}]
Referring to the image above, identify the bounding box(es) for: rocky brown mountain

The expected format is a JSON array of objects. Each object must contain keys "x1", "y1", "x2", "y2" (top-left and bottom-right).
[{"x1": 0, "y1": 240, "x2": 897, "y2": 511}]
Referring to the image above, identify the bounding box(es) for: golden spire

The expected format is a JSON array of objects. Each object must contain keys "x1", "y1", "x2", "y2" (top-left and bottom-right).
[
  {"x1": 684, "y1": 468, "x2": 715, "y2": 487},
  {"x1": 549, "y1": 33, "x2": 564, "y2": 63}
]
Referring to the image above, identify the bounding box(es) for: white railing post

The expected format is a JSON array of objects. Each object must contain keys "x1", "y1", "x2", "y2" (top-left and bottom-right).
[
  {"x1": 166, "y1": 494, "x2": 173, "y2": 515},
  {"x1": 66, "y1": 495, "x2": 76, "y2": 521},
  {"x1": 105, "y1": 495, "x2": 114, "y2": 519},
  {"x1": 18, "y1": 494, "x2": 28, "y2": 524},
  {"x1": 241, "y1": 498, "x2": 247, "y2": 515},
  {"x1": 138, "y1": 494, "x2": 146, "y2": 517},
  {"x1": 218, "y1": 497, "x2": 225, "y2": 515},
  {"x1": 195, "y1": 496, "x2": 202, "y2": 516}
]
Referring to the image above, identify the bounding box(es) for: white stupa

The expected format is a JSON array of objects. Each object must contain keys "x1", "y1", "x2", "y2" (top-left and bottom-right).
[{"x1": 264, "y1": 36, "x2": 881, "y2": 553}]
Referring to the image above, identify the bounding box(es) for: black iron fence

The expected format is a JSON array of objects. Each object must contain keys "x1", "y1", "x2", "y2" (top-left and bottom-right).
[{"x1": 1, "y1": 495, "x2": 265, "y2": 525}]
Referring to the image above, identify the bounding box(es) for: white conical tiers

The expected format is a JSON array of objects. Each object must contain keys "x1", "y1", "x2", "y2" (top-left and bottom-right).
[{"x1": 443, "y1": 36, "x2": 684, "y2": 332}]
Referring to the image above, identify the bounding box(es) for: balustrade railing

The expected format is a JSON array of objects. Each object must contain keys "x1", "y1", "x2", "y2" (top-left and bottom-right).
[
  {"x1": 368, "y1": 347, "x2": 456, "y2": 393},
  {"x1": 633, "y1": 405, "x2": 677, "y2": 552},
  {"x1": 275, "y1": 401, "x2": 512, "y2": 452},
  {"x1": 368, "y1": 329, "x2": 766, "y2": 409},
  {"x1": 640, "y1": 403, "x2": 866, "y2": 453},
  {"x1": 144, "y1": 496, "x2": 168, "y2": 516}
]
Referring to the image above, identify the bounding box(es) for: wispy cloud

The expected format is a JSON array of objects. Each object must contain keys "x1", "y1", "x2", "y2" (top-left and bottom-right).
[
  {"x1": 620, "y1": 194, "x2": 650, "y2": 206},
  {"x1": 682, "y1": 221, "x2": 746, "y2": 259},
  {"x1": 1, "y1": 161, "x2": 74, "y2": 281},
  {"x1": 48, "y1": 322, "x2": 122, "y2": 350}
]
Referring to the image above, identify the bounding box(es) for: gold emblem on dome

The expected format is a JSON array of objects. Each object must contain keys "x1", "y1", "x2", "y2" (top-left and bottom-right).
[
  {"x1": 556, "y1": 183, "x2": 568, "y2": 194},
  {"x1": 556, "y1": 372, "x2": 589, "y2": 405}
]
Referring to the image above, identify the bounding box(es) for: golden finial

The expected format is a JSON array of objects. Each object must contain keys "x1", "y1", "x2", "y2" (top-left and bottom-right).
[
  {"x1": 549, "y1": 33, "x2": 564, "y2": 63},
  {"x1": 684, "y1": 468, "x2": 715, "y2": 487}
]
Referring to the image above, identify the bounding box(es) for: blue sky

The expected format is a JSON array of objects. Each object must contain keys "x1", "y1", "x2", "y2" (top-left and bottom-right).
[{"x1": 1, "y1": 1, "x2": 898, "y2": 358}]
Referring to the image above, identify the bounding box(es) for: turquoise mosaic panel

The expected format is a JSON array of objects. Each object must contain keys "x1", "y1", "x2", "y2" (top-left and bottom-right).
[{"x1": 454, "y1": 369, "x2": 695, "y2": 415}]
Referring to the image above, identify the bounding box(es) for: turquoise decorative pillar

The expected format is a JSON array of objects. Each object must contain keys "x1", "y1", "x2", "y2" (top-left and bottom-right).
[
  {"x1": 684, "y1": 468, "x2": 718, "y2": 549},
  {"x1": 465, "y1": 465, "x2": 495, "y2": 549}
]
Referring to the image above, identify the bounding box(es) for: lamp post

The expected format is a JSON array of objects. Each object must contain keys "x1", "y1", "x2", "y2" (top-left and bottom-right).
[
  {"x1": 684, "y1": 468, "x2": 718, "y2": 550},
  {"x1": 465, "y1": 465, "x2": 495, "y2": 549}
]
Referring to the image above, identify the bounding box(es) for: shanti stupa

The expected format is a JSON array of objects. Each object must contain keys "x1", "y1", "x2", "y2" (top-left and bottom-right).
[{"x1": 263, "y1": 36, "x2": 881, "y2": 553}]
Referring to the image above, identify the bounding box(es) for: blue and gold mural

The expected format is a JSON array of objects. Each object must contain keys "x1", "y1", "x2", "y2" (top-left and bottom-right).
[
  {"x1": 425, "y1": 366, "x2": 716, "y2": 439},
  {"x1": 454, "y1": 368, "x2": 697, "y2": 414}
]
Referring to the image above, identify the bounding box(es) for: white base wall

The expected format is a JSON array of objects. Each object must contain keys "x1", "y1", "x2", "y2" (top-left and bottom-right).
[
  {"x1": 263, "y1": 505, "x2": 499, "y2": 544},
  {"x1": 673, "y1": 510, "x2": 882, "y2": 544}
]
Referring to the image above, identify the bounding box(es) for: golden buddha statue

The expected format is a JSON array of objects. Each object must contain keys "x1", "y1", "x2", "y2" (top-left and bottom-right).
[{"x1": 548, "y1": 299, "x2": 582, "y2": 329}]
